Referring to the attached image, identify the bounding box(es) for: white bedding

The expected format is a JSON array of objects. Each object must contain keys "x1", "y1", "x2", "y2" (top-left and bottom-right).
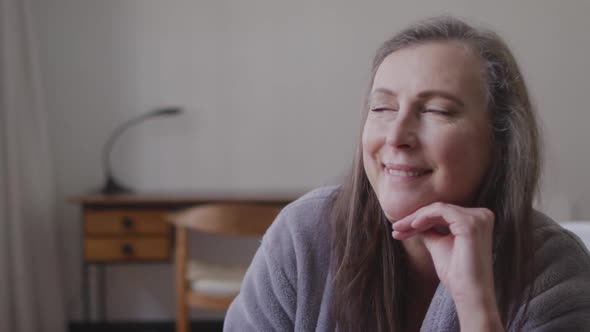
[{"x1": 559, "y1": 221, "x2": 590, "y2": 249}]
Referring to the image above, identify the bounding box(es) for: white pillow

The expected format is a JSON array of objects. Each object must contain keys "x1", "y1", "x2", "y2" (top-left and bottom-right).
[{"x1": 559, "y1": 221, "x2": 590, "y2": 249}]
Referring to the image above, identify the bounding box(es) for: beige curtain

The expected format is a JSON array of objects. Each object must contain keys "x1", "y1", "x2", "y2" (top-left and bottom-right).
[{"x1": 0, "y1": 0, "x2": 66, "y2": 331}]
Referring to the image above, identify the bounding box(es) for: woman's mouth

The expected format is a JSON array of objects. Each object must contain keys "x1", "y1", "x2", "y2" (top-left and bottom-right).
[
  {"x1": 386, "y1": 169, "x2": 430, "y2": 177},
  {"x1": 383, "y1": 163, "x2": 433, "y2": 179}
]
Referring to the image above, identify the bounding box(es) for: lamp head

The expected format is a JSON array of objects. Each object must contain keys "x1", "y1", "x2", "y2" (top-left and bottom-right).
[
  {"x1": 99, "y1": 106, "x2": 184, "y2": 194},
  {"x1": 152, "y1": 107, "x2": 183, "y2": 116}
]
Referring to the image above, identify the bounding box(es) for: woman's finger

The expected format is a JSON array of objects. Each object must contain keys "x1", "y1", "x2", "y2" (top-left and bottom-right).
[
  {"x1": 391, "y1": 214, "x2": 415, "y2": 232},
  {"x1": 391, "y1": 229, "x2": 414, "y2": 240},
  {"x1": 410, "y1": 214, "x2": 448, "y2": 233},
  {"x1": 392, "y1": 203, "x2": 456, "y2": 232},
  {"x1": 392, "y1": 203, "x2": 494, "y2": 237}
]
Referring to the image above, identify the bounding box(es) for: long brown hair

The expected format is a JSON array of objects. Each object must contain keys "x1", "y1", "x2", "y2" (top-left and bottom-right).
[{"x1": 329, "y1": 16, "x2": 540, "y2": 331}]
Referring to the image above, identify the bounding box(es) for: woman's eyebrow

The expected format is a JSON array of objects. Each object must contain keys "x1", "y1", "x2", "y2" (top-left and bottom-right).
[{"x1": 371, "y1": 87, "x2": 397, "y2": 98}]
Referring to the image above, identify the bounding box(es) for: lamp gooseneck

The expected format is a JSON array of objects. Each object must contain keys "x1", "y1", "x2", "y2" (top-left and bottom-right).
[{"x1": 100, "y1": 107, "x2": 183, "y2": 194}]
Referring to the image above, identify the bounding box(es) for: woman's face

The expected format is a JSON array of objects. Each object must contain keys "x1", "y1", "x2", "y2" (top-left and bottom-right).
[{"x1": 362, "y1": 41, "x2": 492, "y2": 221}]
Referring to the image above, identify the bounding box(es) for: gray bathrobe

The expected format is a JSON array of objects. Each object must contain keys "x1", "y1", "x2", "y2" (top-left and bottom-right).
[{"x1": 224, "y1": 186, "x2": 590, "y2": 331}]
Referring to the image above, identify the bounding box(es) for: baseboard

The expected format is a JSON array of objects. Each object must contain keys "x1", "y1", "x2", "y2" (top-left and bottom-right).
[{"x1": 69, "y1": 320, "x2": 224, "y2": 332}]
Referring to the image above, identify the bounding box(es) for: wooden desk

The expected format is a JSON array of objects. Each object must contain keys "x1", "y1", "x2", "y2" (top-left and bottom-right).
[{"x1": 69, "y1": 192, "x2": 299, "y2": 321}]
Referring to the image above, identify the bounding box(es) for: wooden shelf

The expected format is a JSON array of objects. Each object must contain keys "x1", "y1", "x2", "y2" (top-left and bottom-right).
[{"x1": 69, "y1": 191, "x2": 303, "y2": 206}]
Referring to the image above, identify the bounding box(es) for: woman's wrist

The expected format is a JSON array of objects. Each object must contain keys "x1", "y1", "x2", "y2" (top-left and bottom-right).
[
  {"x1": 454, "y1": 287, "x2": 503, "y2": 332},
  {"x1": 457, "y1": 308, "x2": 503, "y2": 332}
]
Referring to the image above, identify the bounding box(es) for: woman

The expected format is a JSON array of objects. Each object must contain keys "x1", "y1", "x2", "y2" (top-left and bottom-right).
[{"x1": 224, "y1": 16, "x2": 590, "y2": 331}]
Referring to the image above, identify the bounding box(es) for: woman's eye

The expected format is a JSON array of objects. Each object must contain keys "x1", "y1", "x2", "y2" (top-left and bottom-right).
[
  {"x1": 423, "y1": 108, "x2": 451, "y2": 116},
  {"x1": 371, "y1": 107, "x2": 397, "y2": 112}
]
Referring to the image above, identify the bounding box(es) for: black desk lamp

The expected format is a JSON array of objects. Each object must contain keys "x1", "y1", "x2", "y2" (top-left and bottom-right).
[{"x1": 100, "y1": 107, "x2": 183, "y2": 194}]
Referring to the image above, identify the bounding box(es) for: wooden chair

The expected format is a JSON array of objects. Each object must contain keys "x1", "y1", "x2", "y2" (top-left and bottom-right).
[{"x1": 168, "y1": 203, "x2": 282, "y2": 332}]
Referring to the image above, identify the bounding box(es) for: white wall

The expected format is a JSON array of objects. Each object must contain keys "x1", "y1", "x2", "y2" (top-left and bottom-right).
[{"x1": 31, "y1": 0, "x2": 590, "y2": 321}]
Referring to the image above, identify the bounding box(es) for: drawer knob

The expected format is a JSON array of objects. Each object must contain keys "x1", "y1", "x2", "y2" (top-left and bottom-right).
[
  {"x1": 121, "y1": 243, "x2": 134, "y2": 256},
  {"x1": 121, "y1": 217, "x2": 134, "y2": 230}
]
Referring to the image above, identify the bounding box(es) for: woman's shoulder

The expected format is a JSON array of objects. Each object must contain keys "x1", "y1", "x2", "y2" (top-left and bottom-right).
[
  {"x1": 531, "y1": 210, "x2": 590, "y2": 269},
  {"x1": 224, "y1": 187, "x2": 339, "y2": 331},
  {"x1": 259, "y1": 185, "x2": 339, "y2": 270},
  {"x1": 521, "y1": 211, "x2": 590, "y2": 328},
  {"x1": 284, "y1": 185, "x2": 340, "y2": 214},
  {"x1": 533, "y1": 211, "x2": 590, "y2": 306},
  {"x1": 265, "y1": 185, "x2": 339, "y2": 238}
]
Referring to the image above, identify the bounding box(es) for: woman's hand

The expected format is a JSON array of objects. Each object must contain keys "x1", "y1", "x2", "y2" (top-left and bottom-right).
[{"x1": 391, "y1": 202, "x2": 503, "y2": 331}]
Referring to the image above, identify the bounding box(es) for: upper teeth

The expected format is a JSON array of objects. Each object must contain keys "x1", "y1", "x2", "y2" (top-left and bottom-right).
[{"x1": 387, "y1": 169, "x2": 424, "y2": 177}]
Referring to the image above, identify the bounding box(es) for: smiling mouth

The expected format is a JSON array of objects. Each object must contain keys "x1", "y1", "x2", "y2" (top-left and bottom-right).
[
  {"x1": 386, "y1": 169, "x2": 430, "y2": 177},
  {"x1": 382, "y1": 163, "x2": 433, "y2": 178}
]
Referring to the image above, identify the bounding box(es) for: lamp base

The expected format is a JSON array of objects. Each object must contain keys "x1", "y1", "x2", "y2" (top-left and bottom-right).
[{"x1": 100, "y1": 176, "x2": 133, "y2": 195}]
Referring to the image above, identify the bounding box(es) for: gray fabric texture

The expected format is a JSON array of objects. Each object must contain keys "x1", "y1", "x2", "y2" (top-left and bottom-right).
[{"x1": 224, "y1": 186, "x2": 590, "y2": 331}]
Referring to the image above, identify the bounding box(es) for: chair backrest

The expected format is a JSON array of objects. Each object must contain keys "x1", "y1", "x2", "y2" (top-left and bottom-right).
[{"x1": 168, "y1": 203, "x2": 282, "y2": 236}]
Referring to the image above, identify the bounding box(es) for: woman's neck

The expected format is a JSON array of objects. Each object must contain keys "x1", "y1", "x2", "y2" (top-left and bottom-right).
[
  {"x1": 402, "y1": 235, "x2": 439, "y2": 285},
  {"x1": 401, "y1": 236, "x2": 440, "y2": 331}
]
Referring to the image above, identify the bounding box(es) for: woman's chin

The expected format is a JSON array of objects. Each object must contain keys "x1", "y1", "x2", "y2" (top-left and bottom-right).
[{"x1": 380, "y1": 202, "x2": 425, "y2": 222}]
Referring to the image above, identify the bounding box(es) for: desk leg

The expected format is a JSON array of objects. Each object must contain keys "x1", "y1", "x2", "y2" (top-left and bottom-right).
[
  {"x1": 82, "y1": 263, "x2": 89, "y2": 321},
  {"x1": 98, "y1": 264, "x2": 106, "y2": 321},
  {"x1": 81, "y1": 206, "x2": 90, "y2": 322}
]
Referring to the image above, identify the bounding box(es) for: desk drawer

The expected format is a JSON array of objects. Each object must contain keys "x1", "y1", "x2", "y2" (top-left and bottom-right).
[
  {"x1": 84, "y1": 237, "x2": 170, "y2": 262},
  {"x1": 85, "y1": 209, "x2": 170, "y2": 235}
]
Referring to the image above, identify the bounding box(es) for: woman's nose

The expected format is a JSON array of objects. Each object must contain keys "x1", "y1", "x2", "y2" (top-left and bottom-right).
[{"x1": 385, "y1": 110, "x2": 419, "y2": 149}]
